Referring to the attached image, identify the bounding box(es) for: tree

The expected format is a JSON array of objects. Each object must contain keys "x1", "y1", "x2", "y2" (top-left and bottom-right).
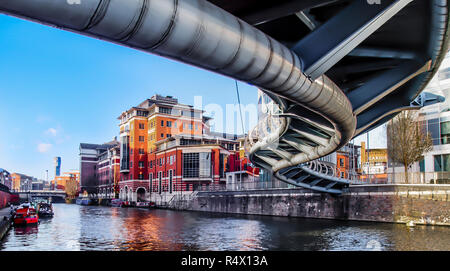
[
  {"x1": 387, "y1": 111, "x2": 433, "y2": 183},
  {"x1": 65, "y1": 178, "x2": 79, "y2": 200}
]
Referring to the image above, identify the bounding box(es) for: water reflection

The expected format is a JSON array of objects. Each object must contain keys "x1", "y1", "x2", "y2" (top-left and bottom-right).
[
  {"x1": 0, "y1": 204, "x2": 449, "y2": 251},
  {"x1": 14, "y1": 225, "x2": 38, "y2": 236}
]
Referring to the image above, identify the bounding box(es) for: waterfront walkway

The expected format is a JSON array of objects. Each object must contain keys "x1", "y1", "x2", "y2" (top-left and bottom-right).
[{"x1": 0, "y1": 207, "x2": 12, "y2": 240}]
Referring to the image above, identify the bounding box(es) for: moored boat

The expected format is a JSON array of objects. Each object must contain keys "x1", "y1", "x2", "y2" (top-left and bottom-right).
[
  {"x1": 136, "y1": 201, "x2": 155, "y2": 208},
  {"x1": 110, "y1": 198, "x2": 124, "y2": 207},
  {"x1": 75, "y1": 197, "x2": 92, "y2": 206},
  {"x1": 121, "y1": 201, "x2": 134, "y2": 208},
  {"x1": 13, "y1": 203, "x2": 39, "y2": 226},
  {"x1": 37, "y1": 202, "x2": 54, "y2": 218}
]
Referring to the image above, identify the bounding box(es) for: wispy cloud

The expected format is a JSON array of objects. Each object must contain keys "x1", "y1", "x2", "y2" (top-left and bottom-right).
[
  {"x1": 45, "y1": 128, "x2": 58, "y2": 136},
  {"x1": 37, "y1": 143, "x2": 52, "y2": 153}
]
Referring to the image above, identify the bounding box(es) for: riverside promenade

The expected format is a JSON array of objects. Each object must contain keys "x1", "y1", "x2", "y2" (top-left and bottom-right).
[{"x1": 0, "y1": 208, "x2": 12, "y2": 240}]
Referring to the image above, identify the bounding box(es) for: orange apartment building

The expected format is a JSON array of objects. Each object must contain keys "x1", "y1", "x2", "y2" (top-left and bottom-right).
[
  {"x1": 117, "y1": 95, "x2": 244, "y2": 202},
  {"x1": 52, "y1": 171, "x2": 80, "y2": 191},
  {"x1": 10, "y1": 173, "x2": 35, "y2": 192}
]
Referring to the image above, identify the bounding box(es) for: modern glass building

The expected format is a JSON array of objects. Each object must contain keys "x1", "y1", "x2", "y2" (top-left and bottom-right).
[
  {"x1": 54, "y1": 157, "x2": 61, "y2": 177},
  {"x1": 418, "y1": 51, "x2": 450, "y2": 176},
  {"x1": 389, "y1": 50, "x2": 450, "y2": 183}
]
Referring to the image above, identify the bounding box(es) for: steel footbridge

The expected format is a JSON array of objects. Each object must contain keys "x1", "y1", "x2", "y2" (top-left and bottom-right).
[{"x1": 1, "y1": 0, "x2": 449, "y2": 194}]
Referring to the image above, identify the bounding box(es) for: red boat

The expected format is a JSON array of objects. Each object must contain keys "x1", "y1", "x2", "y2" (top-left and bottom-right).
[{"x1": 13, "y1": 203, "x2": 39, "y2": 226}]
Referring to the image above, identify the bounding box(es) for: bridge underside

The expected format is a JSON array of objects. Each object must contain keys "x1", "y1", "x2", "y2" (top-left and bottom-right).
[
  {"x1": 215, "y1": 0, "x2": 450, "y2": 193},
  {"x1": 0, "y1": 0, "x2": 448, "y2": 194}
]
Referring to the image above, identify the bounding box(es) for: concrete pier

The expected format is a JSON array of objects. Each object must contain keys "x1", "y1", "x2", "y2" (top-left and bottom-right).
[
  {"x1": 0, "y1": 208, "x2": 12, "y2": 240},
  {"x1": 169, "y1": 184, "x2": 450, "y2": 226}
]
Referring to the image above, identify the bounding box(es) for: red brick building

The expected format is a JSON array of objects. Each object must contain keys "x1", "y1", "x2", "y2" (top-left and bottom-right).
[
  {"x1": 80, "y1": 94, "x2": 258, "y2": 202},
  {"x1": 117, "y1": 95, "x2": 247, "y2": 203},
  {"x1": 79, "y1": 140, "x2": 120, "y2": 197}
]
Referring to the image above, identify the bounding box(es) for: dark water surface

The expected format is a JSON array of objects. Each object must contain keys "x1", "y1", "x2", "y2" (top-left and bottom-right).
[{"x1": 1, "y1": 204, "x2": 449, "y2": 251}]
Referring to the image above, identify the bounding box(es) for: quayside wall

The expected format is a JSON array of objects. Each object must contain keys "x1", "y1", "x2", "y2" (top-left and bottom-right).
[{"x1": 174, "y1": 184, "x2": 450, "y2": 226}]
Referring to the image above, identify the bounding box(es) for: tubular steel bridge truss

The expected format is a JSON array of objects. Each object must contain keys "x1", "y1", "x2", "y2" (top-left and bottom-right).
[{"x1": 1, "y1": 0, "x2": 449, "y2": 193}]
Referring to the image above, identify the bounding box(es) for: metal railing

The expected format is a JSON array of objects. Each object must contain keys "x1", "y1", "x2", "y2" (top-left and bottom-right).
[
  {"x1": 359, "y1": 172, "x2": 450, "y2": 185},
  {"x1": 191, "y1": 172, "x2": 450, "y2": 193},
  {"x1": 194, "y1": 179, "x2": 302, "y2": 193}
]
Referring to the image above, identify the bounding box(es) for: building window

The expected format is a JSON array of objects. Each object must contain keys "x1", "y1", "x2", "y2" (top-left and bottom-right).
[
  {"x1": 189, "y1": 124, "x2": 193, "y2": 130},
  {"x1": 441, "y1": 121, "x2": 450, "y2": 144},
  {"x1": 419, "y1": 157, "x2": 425, "y2": 173},
  {"x1": 339, "y1": 158, "x2": 344, "y2": 167},
  {"x1": 139, "y1": 136, "x2": 145, "y2": 142},
  {"x1": 160, "y1": 107, "x2": 172, "y2": 114},
  {"x1": 195, "y1": 124, "x2": 198, "y2": 130},
  {"x1": 139, "y1": 123, "x2": 145, "y2": 129},
  {"x1": 149, "y1": 173, "x2": 153, "y2": 193},
  {"x1": 130, "y1": 161, "x2": 133, "y2": 169},
  {"x1": 161, "y1": 133, "x2": 164, "y2": 138},
  {"x1": 158, "y1": 172, "x2": 162, "y2": 194},
  {"x1": 139, "y1": 173, "x2": 144, "y2": 180},
  {"x1": 183, "y1": 153, "x2": 199, "y2": 178},
  {"x1": 174, "y1": 122, "x2": 177, "y2": 128},
  {"x1": 139, "y1": 161, "x2": 144, "y2": 168},
  {"x1": 434, "y1": 154, "x2": 450, "y2": 171},
  {"x1": 137, "y1": 110, "x2": 148, "y2": 117},
  {"x1": 199, "y1": 152, "x2": 211, "y2": 177},
  {"x1": 150, "y1": 161, "x2": 153, "y2": 168},
  {"x1": 166, "y1": 134, "x2": 171, "y2": 138},
  {"x1": 130, "y1": 149, "x2": 133, "y2": 155},
  {"x1": 139, "y1": 148, "x2": 145, "y2": 154},
  {"x1": 428, "y1": 118, "x2": 440, "y2": 145},
  {"x1": 167, "y1": 121, "x2": 172, "y2": 127},
  {"x1": 161, "y1": 120, "x2": 164, "y2": 127},
  {"x1": 219, "y1": 153, "x2": 225, "y2": 178}
]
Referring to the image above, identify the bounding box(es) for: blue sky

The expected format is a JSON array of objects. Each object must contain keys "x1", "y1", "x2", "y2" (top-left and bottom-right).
[
  {"x1": 0, "y1": 14, "x2": 259, "y2": 180},
  {"x1": 0, "y1": 13, "x2": 386, "y2": 181}
]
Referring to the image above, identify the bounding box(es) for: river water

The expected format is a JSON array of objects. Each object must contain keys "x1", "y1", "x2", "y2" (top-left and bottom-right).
[{"x1": 0, "y1": 204, "x2": 449, "y2": 251}]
